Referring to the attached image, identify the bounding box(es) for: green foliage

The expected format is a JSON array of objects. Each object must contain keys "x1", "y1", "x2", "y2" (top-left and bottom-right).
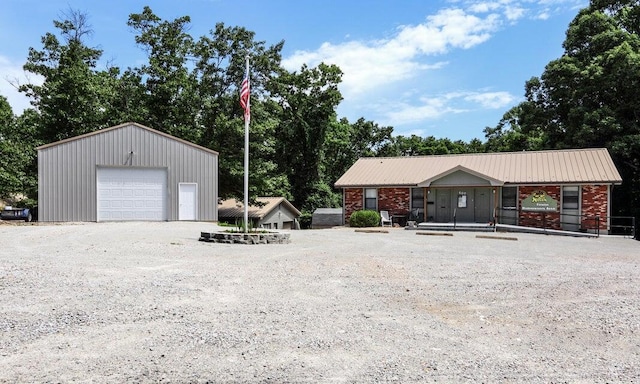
[
  {"x1": 0, "y1": 96, "x2": 21, "y2": 198},
  {"x1": 127, "y1": 6, "x2": 199, "y2": 141},
  {"x1": 188, "y1": 20, "x2": 285, "y2": 199},
  {"x1": 298, "y1": 212, "x2": 312, "y2": 229},
  {"x1": 322, "y1": 117, "x2": 393, "y2": 188},
  {"x1": 0, "y1": 97, "x2": 41, "y2": 201},
  {"x1": 483, "y1": 0, "x2": 640, "y2": 237},
  {"x1": 234, "y1": 218, "x2": 254, "y2": 233},
  {"x1": 20, "y1": 9, "x2": 119, "y2": 142},
  {"x1": 349, "y1": 210, "x2": 381, "y2": 228},
  {"x1": 268, "y1": 63, "x2": 344, "y2": 212},
  {"x1": 377, "y1": 134, "x2": 482, "y2": 157}
]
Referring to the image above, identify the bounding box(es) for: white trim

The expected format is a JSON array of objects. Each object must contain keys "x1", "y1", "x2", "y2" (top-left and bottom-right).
[{"x1": 364, "y1": 188, "x2": 378, "y2": 211}]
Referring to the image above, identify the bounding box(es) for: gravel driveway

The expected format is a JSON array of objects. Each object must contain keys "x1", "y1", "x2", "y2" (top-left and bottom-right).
[{"x1": 0, "y1": 222, "x2": 639, "y2": 383}]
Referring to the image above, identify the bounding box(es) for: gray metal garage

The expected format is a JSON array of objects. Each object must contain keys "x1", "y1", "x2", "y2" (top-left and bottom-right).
[{"x1": 37, "y1": 122, "x2": 219, "y2": 222}]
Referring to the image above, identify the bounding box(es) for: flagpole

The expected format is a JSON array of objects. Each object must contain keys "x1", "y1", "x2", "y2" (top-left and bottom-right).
[{"x1": 243, "y1": 56, "x2": 250, "y2": 234}]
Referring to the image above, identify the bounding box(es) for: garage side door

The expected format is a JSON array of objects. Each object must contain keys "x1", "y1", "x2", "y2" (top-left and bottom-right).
[{"x1": 97, "y1": 167, "x2": 167, "y2": 221}]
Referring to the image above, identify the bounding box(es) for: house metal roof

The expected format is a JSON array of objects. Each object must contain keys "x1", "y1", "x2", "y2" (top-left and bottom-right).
[
  {"x1": 218, "y1": 197, "x2": 301, "y2": 219},
  {"x1": 334, "y1": 148, "x2": 622, "y2": 187}
]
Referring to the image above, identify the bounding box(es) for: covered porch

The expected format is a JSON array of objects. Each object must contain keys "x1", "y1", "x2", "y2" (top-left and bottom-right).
[{"x1": 408, "y1": 165, "x2": 502, "y2": 225}]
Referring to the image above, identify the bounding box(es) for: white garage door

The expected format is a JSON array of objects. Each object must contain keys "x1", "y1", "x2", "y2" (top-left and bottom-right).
[{"x1": 97, "y1": 167, "x2": 167, "y2": 221}]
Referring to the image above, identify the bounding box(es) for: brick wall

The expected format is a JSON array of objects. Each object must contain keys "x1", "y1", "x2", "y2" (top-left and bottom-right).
[
  {"x1": 378, "y1": 188, "x2": 411, "y2": 216},
  {"x1": 581, "y1": 185, "x2": 608, "y2": 230},
  {"x1": 343, "y1": 187, "x2": 411, "y2": 224},
  {"x1": 518, "y1": 186, "x2": 561, "y2": 230},
  {"x1": 344, "y1": 188, "x2": 363, "y2": 224}
]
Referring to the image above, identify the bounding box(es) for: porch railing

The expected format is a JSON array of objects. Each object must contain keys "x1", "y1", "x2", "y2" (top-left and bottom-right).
[{"x1": 494, "y1": 208, "x2": 636, "y2": 238}]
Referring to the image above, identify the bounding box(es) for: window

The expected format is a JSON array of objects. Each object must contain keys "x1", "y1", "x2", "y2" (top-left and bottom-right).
[
  {"x1": 502, "y1": 187, "x2": 517, "y2": 209},
  {"x1": 562, "y1": 186, "x2": 579, "y2": 209},
  {"x1": 411, "y1": 188, "x2": 424, "y2": 209},
  {"x1": 364, "y1": 188, "x2": 377, "y2": 210}
]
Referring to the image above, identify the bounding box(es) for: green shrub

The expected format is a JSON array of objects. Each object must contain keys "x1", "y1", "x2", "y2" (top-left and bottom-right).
[
  {"x1": 298, "y1": 212, "x2": 312, "y2": 229},
  {"x1": 349, "y1": 210, "x2": 380, "y2": 227}
]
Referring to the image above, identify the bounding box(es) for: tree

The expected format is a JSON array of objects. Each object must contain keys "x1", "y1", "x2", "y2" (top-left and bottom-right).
[
  {"x1": 0, "y1": 96, "x2": 22, "y2": 199},
  {"x1": 322, "y1": 117, "x2": 393, "y2": 190},
  {"x1": 486, "y1": 0, "x2": 640, "y2": 236},
  {"x1": 0, "y1": 97, "x2": 41, "y2": 202},
  {"x1": 190, "y1": 22, "x2": 286, "y2": 200},
  {"x1": 377, "y1": 134, "x2": 478, "y2": 157},
  {"x1": 483, "y1": 103, "x2": 546, "y2": 152},
  {"x1": 268, "y1": 63, "x2": 344, "y2": 212},
  {"x1": 127, "y1": 7, "x2": 199, "y2": 141},
  {"x1": 20, "y1": 9, "x2": 119, "y2": 143}
]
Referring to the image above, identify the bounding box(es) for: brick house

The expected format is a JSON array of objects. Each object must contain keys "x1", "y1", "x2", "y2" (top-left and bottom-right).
[{"x1": 334, "y1": 148, "x2": 622, "y2": 234}]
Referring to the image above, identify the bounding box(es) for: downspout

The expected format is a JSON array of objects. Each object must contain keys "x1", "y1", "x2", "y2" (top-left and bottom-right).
[{"x1": 424, "y1": 187, "x2": 428, "y2": 223}]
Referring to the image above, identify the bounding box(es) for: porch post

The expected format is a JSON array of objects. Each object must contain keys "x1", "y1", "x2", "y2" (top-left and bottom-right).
[{"x1": 424, "y1": 187, "x2": 429, "y2": 222}]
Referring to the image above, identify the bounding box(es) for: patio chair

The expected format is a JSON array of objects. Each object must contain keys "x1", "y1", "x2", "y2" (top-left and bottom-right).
[{"x1": 380, "y1": 210, "x2": 392, "y2": 227}]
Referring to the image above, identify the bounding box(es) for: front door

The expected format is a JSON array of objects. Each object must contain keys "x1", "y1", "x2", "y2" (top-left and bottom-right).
[
  {"x1": 474, "y1": 188, "x2": 492, "y2": 223},
  {"x1": 455, "y1": 188, "x2": 474, "y2": 222},
  {"x1": 178, "y1": 183, "x2": 197, "y2": 221},
  {"x1": 436, "y1": 189, "x2": 451, "y2": 222}
]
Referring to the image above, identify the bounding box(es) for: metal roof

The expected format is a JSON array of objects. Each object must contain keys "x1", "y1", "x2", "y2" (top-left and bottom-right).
[
  {"x1": 334, "y1": 148, "x2": 622, "y2": 187},
  {"x1": 37, "y1": 122, "x2": 219, "y2": 156},
  {"x1": 218, "y1": 197, "x2": 301, "y2": 219}
]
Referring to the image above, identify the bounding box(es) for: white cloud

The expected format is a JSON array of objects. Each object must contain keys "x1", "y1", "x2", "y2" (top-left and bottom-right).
[
  {"x1": 535, "y1": 10, "x2": 551, "y2": 20},
  {"x1": 464, "y1": 91, "x2": 516, "y2": 108},
  {"x1": 504, "y1": 6, "x2": 526, "y2": 21},
  {"x1": 0, "y1": 56, "x2": 40, "y2": 114},
  {"x1": 282, "y1": 1, "x2": 577, "y2": 133},
  {"x1": 379, "y1": 90, "x2": 516, "y2": 127},
  {"x1": 467, "y1": 2, "x2": 502, "y2": 13},
  {"x1": 282, "y1": 8, "x2": 501, "y2": 97},
  {"x1": 383, "y1": 97, "x2": 464, "y2": 126}
]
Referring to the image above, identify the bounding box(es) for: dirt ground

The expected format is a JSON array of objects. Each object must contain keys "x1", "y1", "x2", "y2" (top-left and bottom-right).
[{"x1": 0, "y1": 221, "x2": 639, "y2": 383}]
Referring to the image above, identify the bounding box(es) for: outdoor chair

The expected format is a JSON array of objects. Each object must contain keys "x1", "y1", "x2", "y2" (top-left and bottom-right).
[{"x1": 380, "y1": 210, "x2": 392, "y2": 227}]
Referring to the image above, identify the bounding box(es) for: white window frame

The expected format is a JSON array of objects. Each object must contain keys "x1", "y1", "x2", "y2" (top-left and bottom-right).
[
  {"x1": 364, "y1": 188, "x2": 377, "y2": 211},
  {"x1": 562, "y1": 185, "x2": 580, "y2": 210}
]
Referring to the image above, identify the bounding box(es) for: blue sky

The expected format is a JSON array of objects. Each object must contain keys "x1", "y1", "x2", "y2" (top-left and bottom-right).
[{"x1": 0, "y1": 0, "x2": 586, "y2": 141}]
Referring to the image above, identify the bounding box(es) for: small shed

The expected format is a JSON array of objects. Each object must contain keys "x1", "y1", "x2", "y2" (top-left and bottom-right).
[
  {"x1": 311, "y1": 208, "x2": 343, "y2": 229},
  {"x1": 37, "y1": 122, "x2": 219, "y2": 222},
  {"x1": 218, "y1": 197, "x2": 301, "y2": 230}
]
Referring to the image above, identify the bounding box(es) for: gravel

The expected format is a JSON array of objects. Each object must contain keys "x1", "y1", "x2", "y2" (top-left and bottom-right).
[{"x1": 0, "y1": 221, "x2": 639, "y2": 383}]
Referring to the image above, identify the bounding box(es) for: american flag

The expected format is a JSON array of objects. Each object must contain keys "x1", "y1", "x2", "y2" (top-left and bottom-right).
[{"x1": 240, "y1": 69, "x2": 250, "y2": 120}]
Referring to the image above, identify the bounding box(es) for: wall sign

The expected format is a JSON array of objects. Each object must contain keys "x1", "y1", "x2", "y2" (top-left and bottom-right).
[
  {"x1": 521, "y1": 190, "x2": 558, "y2": 212},
  {"x1": 457, "y1": 191, "x2": 467, "y2": 208}
]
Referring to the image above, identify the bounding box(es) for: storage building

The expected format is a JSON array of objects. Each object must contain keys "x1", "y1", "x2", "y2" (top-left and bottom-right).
[{"x1": 37, "y1": 122, "x2": 218, "y2": 222}]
